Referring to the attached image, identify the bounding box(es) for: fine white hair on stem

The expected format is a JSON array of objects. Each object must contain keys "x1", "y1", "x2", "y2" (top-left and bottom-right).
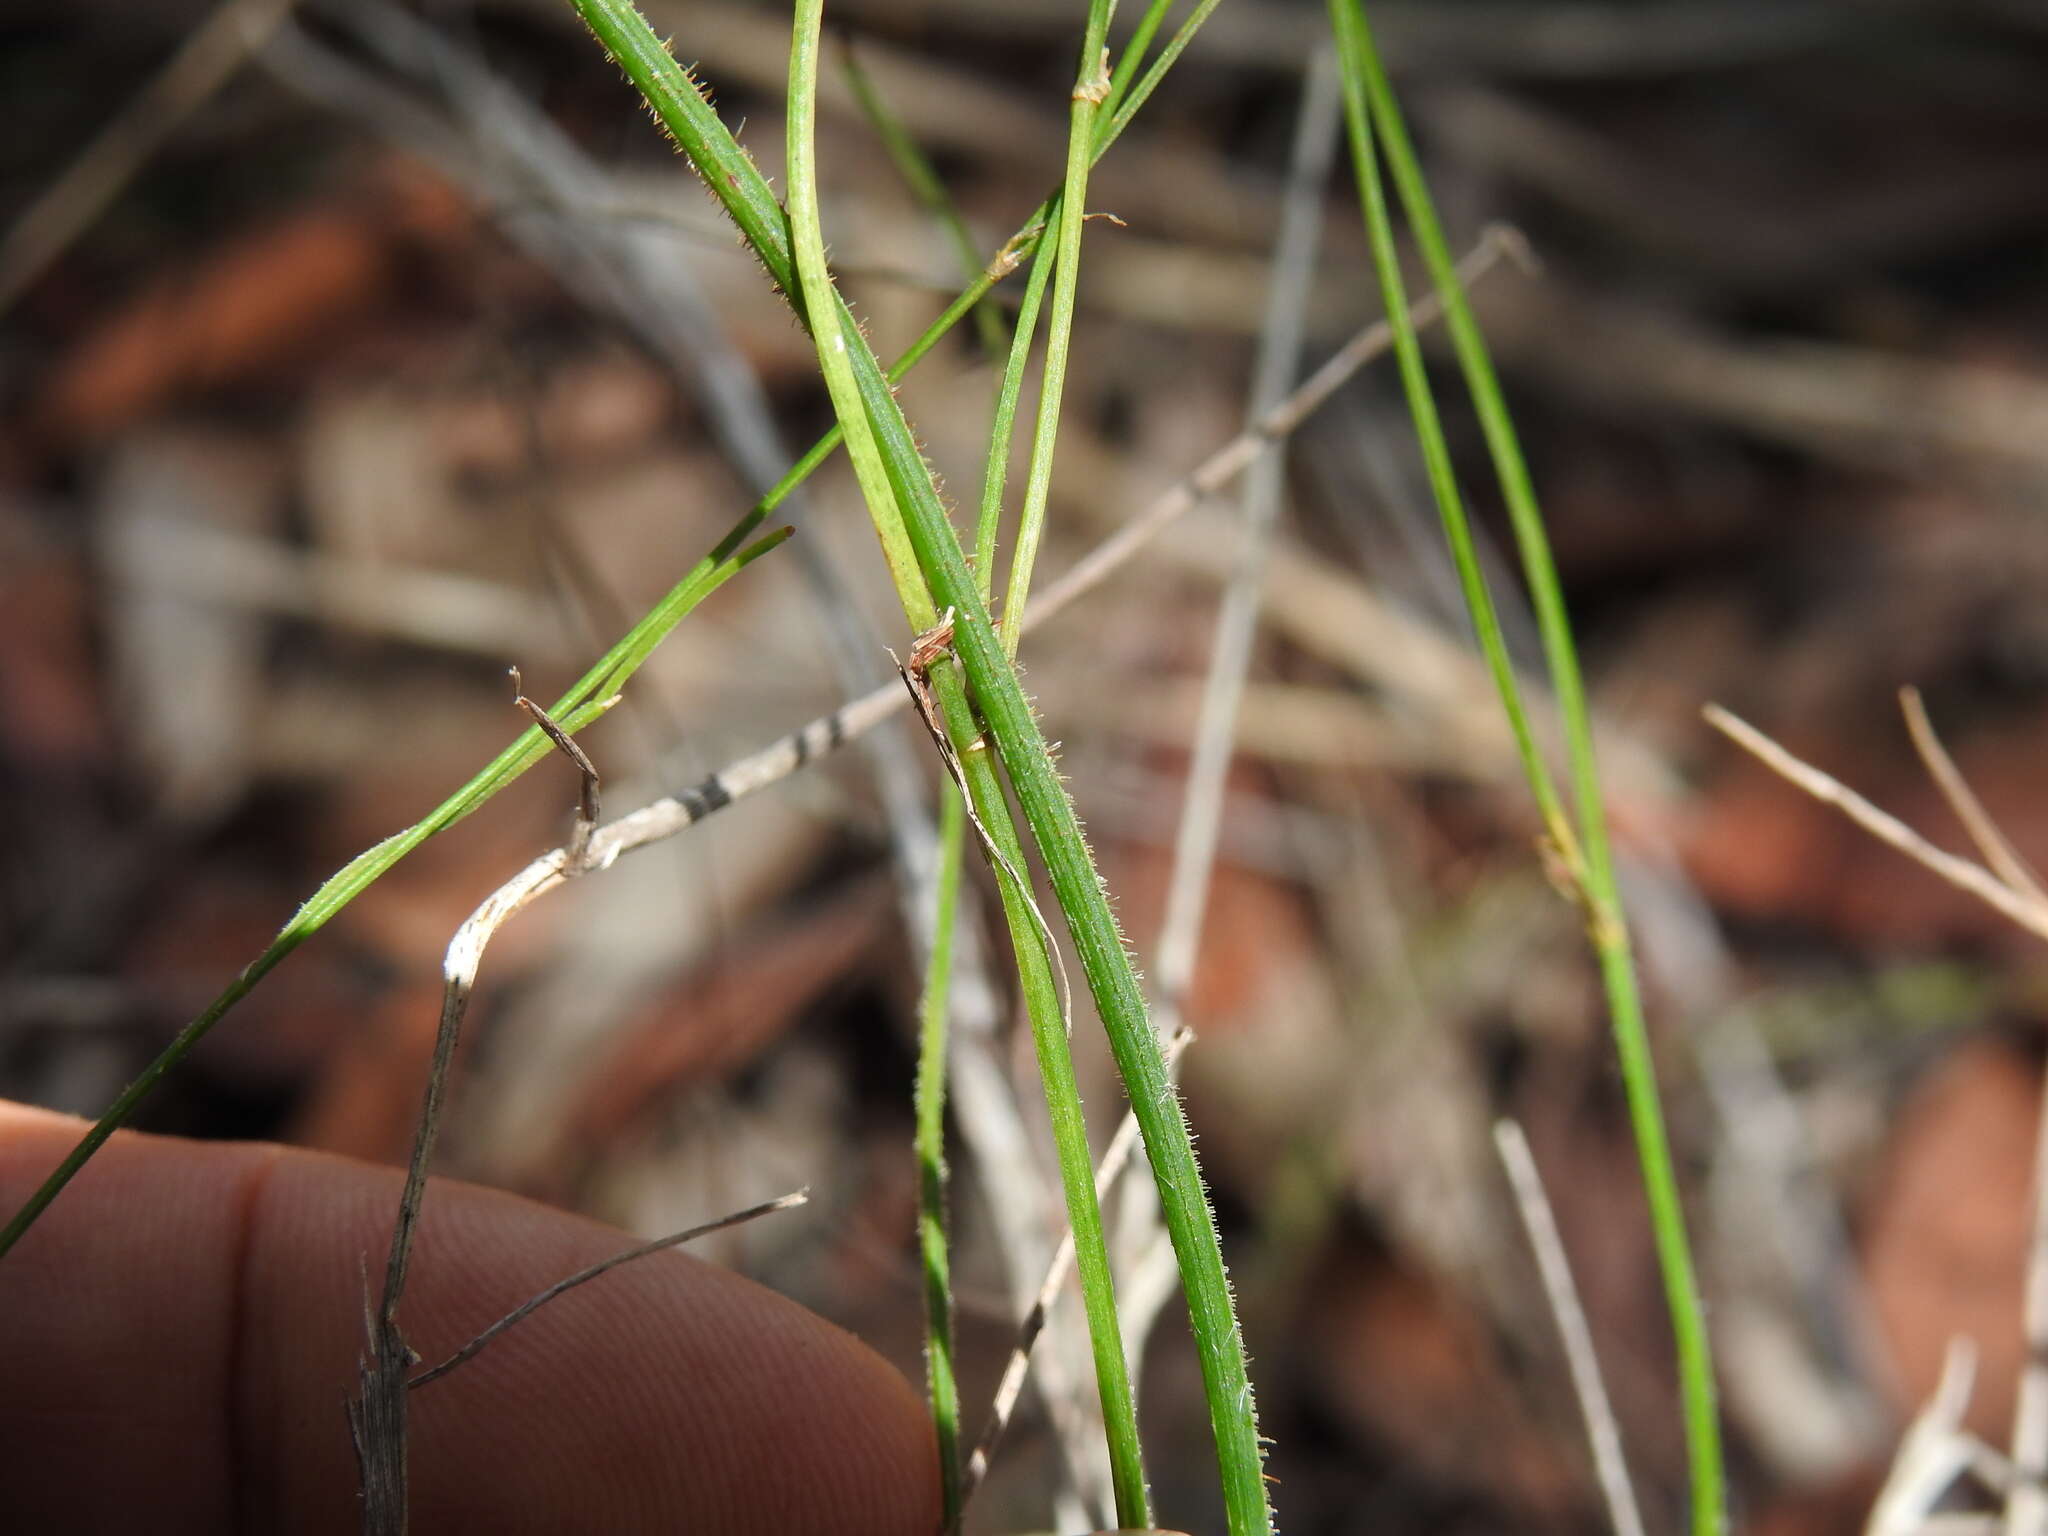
[
  {"x1": 337, "y1": 226, "x2": 1514, "y2": 1521},
  {"x1": 1493, "y1": 1119, "x2": 1646, "y2": 1536}
]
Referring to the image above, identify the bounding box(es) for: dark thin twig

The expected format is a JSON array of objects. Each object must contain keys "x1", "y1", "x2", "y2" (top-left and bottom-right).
[
  {"x1": 349, "y1": 685, "x2": 619, "y2": 1534},
  {"x1": 408, "y1": 1190, "x2": 808, "y2": 1390}
]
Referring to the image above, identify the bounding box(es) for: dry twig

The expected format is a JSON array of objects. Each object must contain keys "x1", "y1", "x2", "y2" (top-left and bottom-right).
[
  {"x1": 407, "y1": 1189, "x2": 808, "y2": 1391},
  {"x1": 1900, "y1": 687, "x2": 2048, "y2": 910},
  {"x1": 1703, "y1": 697, "x2": 2048, "y2": 1535},
  {"x1": 1494, "y1": 1119, "x2": 1646, "y2": 1536},
  {"x1": 349, "y1": 681, "x2": 619, "y2": 1532},
  {"x1": 1702, "y1": 704, "x2": 2048, "y2": 944}
]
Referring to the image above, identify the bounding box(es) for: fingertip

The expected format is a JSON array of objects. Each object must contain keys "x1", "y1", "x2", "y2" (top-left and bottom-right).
[
  {"x1": 0, "y1": 1106, "x2": 938, "y2": 1535},
  {"x1": 239, "y1": 1149, "x2": 942, "y2": 1534}
]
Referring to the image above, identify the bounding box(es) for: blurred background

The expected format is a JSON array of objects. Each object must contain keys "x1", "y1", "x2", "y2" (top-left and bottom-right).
[{"x1": 3, "y1": 1, "x2": 2048, "y2": 1531}]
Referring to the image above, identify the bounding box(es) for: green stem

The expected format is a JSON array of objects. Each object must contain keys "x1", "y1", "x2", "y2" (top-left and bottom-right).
[
  {"x1": 979, "y1": 219, "x2": 1057, "y2": 622},
  {"x1": 1324, "y1": 0, "x2": 1576, "y2": 871},
  {"x1": 784, "y1": 5, "x2": 1151, "y2": 1524},
  {"x1": 1103, "y1": 0, "x2": 1178, "y2": 118},
  {"x1": 852, "y1": 153, "x2": 1273, "y2": 1536},
  {"x1": 914, "y1": 791, "x2": 966, "y2": 1528},
  {"x1": 1001, "y1": 0, "x2": 1116, "y2": 658},
  {"x1": 933, "y1": 657, "x2": 1153, "y2": 1528},
  {"x1": 1328, "y1": 4, "x2": 1723, "y2": 1530},
  {"x1": 1096, "y1": 0, "x2": 1225, "y2": 154}
]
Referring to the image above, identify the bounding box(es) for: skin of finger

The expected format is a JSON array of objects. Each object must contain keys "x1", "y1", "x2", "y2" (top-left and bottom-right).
[{"x1": 0, "y1": 1103, "x2": 939, "y2": 1535}]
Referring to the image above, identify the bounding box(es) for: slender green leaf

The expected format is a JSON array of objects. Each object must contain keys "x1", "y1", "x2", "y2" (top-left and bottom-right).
[
  {"x1": 0, "y1": 525, "x2": 790, "y2": 1259},
  {"x1": 999, "y1": 0, "x2": 1116, "y2": 657},
  {"x1": 977, "y1": 233, "x2": 1056, "y2": 601},
  {"x1": 1326, "y1": 4, "x2": 1723, "y2": 1530}
]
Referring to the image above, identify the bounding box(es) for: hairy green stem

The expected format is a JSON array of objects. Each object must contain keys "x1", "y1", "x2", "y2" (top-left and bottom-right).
[
  {"x1": 583, "y1": 0, "x2": 1263, "y2": 1517},
  {"x1": 785, "y1": 4, "x2": 1152, "y2": 1523}
]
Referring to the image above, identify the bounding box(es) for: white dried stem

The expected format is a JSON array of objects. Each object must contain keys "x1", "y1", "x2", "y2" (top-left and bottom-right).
[{"x1": 1494, "y1": 1120, "x2": 1646, "y2": 1536}]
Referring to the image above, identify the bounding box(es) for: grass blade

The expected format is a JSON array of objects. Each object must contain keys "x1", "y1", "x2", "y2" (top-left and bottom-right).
[
  {"x1": 0, "y1": 524, "x2": 789, "y2": 1259},
  {"x1": 577, "y1": 0, "x2": 1263, "y2": 1517},
  {"x1": 1325, "y1": 3, "x2": 1724, "y2": 1530},
  {"x1": 978, "y1": 228, "x2": 1057, "y2": 604},
  {"x1": 1323, "y1": 0, "x2": 1575, "y2": 871}
]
